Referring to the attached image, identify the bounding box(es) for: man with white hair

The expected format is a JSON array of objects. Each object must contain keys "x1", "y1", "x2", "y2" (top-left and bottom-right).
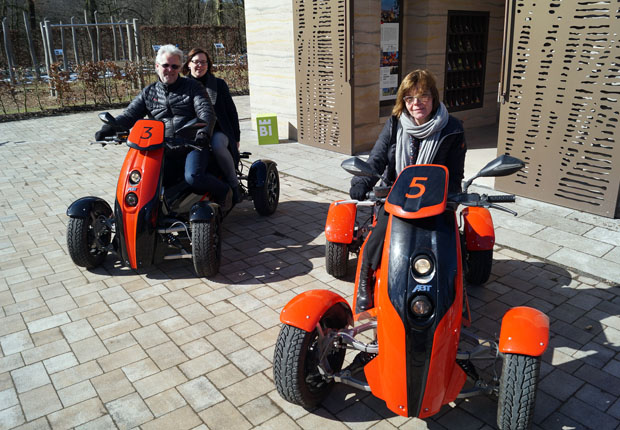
[{"x1": 95, "y1": 44, "x2": 228, "y2": 203}]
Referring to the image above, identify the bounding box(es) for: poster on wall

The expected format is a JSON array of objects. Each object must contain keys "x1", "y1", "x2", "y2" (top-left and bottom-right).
[{"x1": 380, "y1": 0, "x2": 401, "y2": 101}]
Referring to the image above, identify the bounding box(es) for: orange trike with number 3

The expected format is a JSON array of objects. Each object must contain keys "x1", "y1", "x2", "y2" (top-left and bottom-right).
[
  {"x1": 66, "y1": 113, "x2": 279, "y2": 277},
  {"x1": 273, "y1": 155, "x2": 549, "y2": 430}
]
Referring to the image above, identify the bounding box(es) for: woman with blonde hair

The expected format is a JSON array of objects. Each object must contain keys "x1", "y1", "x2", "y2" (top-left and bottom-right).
[{"x1": 350, "y1": 69, "x2": 467, "y2": 311}]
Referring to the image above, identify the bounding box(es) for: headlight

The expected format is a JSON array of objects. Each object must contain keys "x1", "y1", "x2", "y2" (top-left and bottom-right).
[
  {"x1": 412, "y1": 255, "x2": 433, "y2": 277},
  {"x1": 410, "y1": 295, "x2": 433, "y2": 317},
  {"x1": 125, "y1": 192, "x2": 138, "y2": 207},
  {"x1": 129, "y1": 170, "x2": 141, "y2": 185}
]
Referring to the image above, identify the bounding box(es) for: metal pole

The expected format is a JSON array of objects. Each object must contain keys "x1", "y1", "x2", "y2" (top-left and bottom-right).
[
  {"x1": 84, "y1": 9, "x2": 96, "y2": 62},
  {"x1": 23, "y1": 11, "x2": 40, "y2": 78},
  {"x1": 60, "y1": 21, "x2": 68, "y2": 70},
  {"x1": 111, "y1": 16, "x2": 118, "y2": 61},
  {"x1": 39, "y1": 21, "x2": 51, "y2": 77},
  {"x1": 94, "y1": 10, "x2": 100, "y2": 61},
  {"x1": 118, "y1": 20, "x2": 126, "y2": 60},
  {"x1": 71, "y1": 17, "x2": 80, "y2": 65},
  {"x1": 44, "y1": 20, "x2": 56, "y2": 64},
  {"x1": 126, "y1": 20, "x2": 133, "y2": 62},
  {"x1": 132, "y1": 19, "x2": 140, "y2": 62},
  {"x1": 2, "y1": 17, "x2": 16, "y2": 84}
]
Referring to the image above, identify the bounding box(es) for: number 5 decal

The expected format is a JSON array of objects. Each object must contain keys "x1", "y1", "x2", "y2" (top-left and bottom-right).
[
  {"x1": 405, "y1": 177, "x2": 427, "y2": 199},
  {"x1": 140, "y1": 126, "x2": 153, "y2": 140}
]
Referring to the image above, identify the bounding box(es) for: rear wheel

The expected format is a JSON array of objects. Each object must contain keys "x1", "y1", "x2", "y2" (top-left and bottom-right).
[
  {"x1": 67, "y1": 211, "x2": 111, "y2": 269},
  {"x1": 273, "y1": 306, "x2": 348, "y2": 408},
  {"x1": 253, "y1": 163, "x2": 279, "y2": 215},
  {"x1": 497, "y1": 353, "x2": 541, "y2": 430},
  {"x1": 326, "y1": 241, "x2": 349, "y2": 278},
  {"x1": 191, "y1": 218, "x2": 221, "y2": 277},
  {"x1": 464, "y1": 249, "x2": 493, "y2": 285}
]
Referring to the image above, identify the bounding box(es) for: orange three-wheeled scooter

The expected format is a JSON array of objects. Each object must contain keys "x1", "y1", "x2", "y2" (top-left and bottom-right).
[{"x1": 273, "y1": 155, "x2": 549, "y2": 430}]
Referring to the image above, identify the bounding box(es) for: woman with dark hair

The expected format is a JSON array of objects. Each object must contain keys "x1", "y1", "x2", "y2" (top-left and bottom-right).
[
  {"x1": 350, "y1": 69, "x2": 467, "y2": 312},
  {"x1": 182, "y1": 47, "x2": 242, "y2": 203}
]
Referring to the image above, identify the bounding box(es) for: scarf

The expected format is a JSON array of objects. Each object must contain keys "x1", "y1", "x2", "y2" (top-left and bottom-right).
[
  {"x1": 194, "y1": 73, "x2": 218, "y2": 105},
  {"x1": 395, "y1": 102, "x2": 449, "y2": 174}
]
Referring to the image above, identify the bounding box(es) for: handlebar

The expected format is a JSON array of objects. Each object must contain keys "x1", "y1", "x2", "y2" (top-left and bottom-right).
[
  {"x1": 90, "y1": 134, "x2": 204, "y2": 151},
  {"x1": 487, "y1": 194, "x2": 515, "y2": 203}
]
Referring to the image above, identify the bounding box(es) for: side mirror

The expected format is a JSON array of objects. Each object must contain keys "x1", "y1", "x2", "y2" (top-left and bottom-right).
[
  {"x1": 463, "y1": 155, "x2": 524, "y2": 191},
  {"x1": 98, "y1": 112, "x2": 127, "y2": 132},
  {"x1": 341, "y1": 157, "x2": 379, "y2": 178},
  {"x1": 478, "y1": 155, "x2": 525, "y2": 178},
  {"x1": 98, "y1": 112, "x2": 117, "y2": 126}
]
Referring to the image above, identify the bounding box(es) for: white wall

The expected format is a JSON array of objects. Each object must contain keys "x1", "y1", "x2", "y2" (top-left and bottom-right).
[{"x1": 244, "y1": 1, "x2": 297, "y2": 140}]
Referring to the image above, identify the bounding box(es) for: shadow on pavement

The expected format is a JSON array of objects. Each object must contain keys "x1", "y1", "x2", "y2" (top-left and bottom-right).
[{"x1": 83, "y1": 199, "x2": 333, "y2": 283}]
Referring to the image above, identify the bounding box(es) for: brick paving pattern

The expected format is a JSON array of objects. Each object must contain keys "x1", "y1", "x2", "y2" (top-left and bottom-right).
[{"x1": 0, "y1": 108, "x2": 619, "y2": 429}]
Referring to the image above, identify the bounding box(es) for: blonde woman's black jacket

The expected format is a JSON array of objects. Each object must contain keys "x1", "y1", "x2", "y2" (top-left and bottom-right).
[
  {"x1": 114, "y1": 77, "x2": 216, "y2": 139},
  {"x1": 351, "y1": 115, "x2": 467, "y2": 195}
]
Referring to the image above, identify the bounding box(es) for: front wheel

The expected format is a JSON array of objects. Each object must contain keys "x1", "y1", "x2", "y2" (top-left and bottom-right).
[
  {"x1": 253, "y1": 163, "x2": 279, "y2": 216},
  {"x1": 497, "y1": 353, "x2": 541, "y2": 430},
  {"x1": 464, "y1": 249, "x2": 493, "y2": 285},
  {"x1": 66, "y1": 212, "x2": 111, "y2": 269},
  {"x1": 273, "y1": 307, "x2": 348, "y2": 408},
  {"x1": 191, "y1": 218, "x2": 221, "y2": 277},
  {"x1": 326, "y1": 241, "x2": 349, "y2": 278}
]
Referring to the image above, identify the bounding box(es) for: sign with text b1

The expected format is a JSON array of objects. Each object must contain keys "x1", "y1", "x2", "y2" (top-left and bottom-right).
[{"x1": 256, "y1": 114, "x2": 279, "y2": 145}]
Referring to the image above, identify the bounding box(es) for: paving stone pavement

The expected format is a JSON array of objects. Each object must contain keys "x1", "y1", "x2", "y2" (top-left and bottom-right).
[{"x1": 0, "y1": 102, "x2": 619, "y2": 429}]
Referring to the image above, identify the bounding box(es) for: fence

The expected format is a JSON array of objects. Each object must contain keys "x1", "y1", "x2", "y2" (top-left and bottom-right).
[{"x1": 1, "y1": 12, "x2": 247, "y2": 82}]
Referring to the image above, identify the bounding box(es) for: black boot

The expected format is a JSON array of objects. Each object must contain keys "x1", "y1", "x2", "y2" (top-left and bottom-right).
[{"x1": 356, "y1": 260, "x2": 374, "y2": 312}]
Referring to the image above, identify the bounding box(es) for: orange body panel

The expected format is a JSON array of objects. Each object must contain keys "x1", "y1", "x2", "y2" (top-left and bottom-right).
[
  {"x1": 384, "y1": 165, "x2": 448, "y2": 220},
  {"x1": 364, "y1": 215, "x2": 409, "y2": 416},
  {"x1": 462, "y1": 207, "x2": 495, "y2": 250},
  {"x1": 127, "y1": 119, "x2": 165, "y2": 149},
  {"x1": 325, "y1": 201, "x2": 357, "y2": 244},
  {"x1": 499, "y1": 306, "x2": 549, "y2": 356},
  {"x1": 418, "y1": 215, "x2": 465, "y2": 417},
  {"x1": 280, "y1": 290, "x2": 351, "y2": 332},
  {"x1": 116, "y1": 146, "x2": 164, "y2": 268}
]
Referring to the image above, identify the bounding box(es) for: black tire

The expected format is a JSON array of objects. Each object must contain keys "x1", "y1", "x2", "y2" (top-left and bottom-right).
[
  {"x1": 326, "y1": 241, "x2": 349, "y2": 278},
  {"x1": 191, "y1": 219, "x2": 221, "y2": 277},
  {"x1": 66, "y1": 213, "x2": 110, "y2": 269},
  {"x1": 253, "y1": 163, "x2": 279, "y2": 216},
  {"x1": 464, "y1": 249, "x2": 493, "y2": 285},
  {"x1": 273, "y1": 308, "x2": 348, "y2": 408},
  {"x1": 497, "y1": 353, "x2": 541, "y2": 430}
]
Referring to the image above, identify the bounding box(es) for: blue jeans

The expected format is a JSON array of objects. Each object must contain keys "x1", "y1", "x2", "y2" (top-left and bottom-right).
[
  {"x1": 211, "y1": 131, "x2": 239, "y2": 187},
  {"x1": 184, "y1": 147, "x2": 228, "y2": 202}
]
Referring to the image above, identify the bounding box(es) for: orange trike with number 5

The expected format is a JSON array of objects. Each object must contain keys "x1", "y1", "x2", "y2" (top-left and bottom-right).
[{"x1": 273, "y1": 155, "x2": 549, "y2": 430}]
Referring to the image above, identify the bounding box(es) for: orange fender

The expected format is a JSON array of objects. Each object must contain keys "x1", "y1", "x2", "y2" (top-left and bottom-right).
[
  {"x1": 499, "y1": 306, "x2": 549, "y2": 356},
  {"x1": 325, "y1": 201, "x2": 357, "y2": 244},
  {"x1": 462, "y1": 206, "x2": 495, "y2": 251},
  {"x1": 280, "y1": 290, "x2": 352, "y2": 332}
]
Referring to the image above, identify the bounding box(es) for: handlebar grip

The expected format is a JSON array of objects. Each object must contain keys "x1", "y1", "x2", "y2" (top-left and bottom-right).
[{"x1": 487, "y1": 194, "x2": 515, "y2": 203}]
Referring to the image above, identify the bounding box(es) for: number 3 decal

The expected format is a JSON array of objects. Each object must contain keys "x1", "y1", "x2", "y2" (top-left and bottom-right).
[
  {"x1": 140, "y1": 126, "x2": 153, "y2": 140},
  {"x1": 405, "y1": 177, "x2": 427, "y2": 199}
]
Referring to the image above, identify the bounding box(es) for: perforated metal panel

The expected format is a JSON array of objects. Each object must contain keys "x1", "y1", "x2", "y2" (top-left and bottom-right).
[
  {"x1": 496, "y1": 0, "x2": 620, "y2": 218},
  {"x1": 294, "y1": 0, "x2": 353, "y2": 154}
]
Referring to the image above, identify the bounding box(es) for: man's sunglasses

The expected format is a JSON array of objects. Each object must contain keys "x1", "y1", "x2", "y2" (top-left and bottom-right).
[{"x1": 159, "y1": 63, "x2": 180, "y2": 70}]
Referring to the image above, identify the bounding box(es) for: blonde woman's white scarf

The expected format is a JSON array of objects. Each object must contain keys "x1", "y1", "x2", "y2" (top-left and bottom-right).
[{"x1": 395, "y1": 102, "x2": 449, "y2": 174}]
